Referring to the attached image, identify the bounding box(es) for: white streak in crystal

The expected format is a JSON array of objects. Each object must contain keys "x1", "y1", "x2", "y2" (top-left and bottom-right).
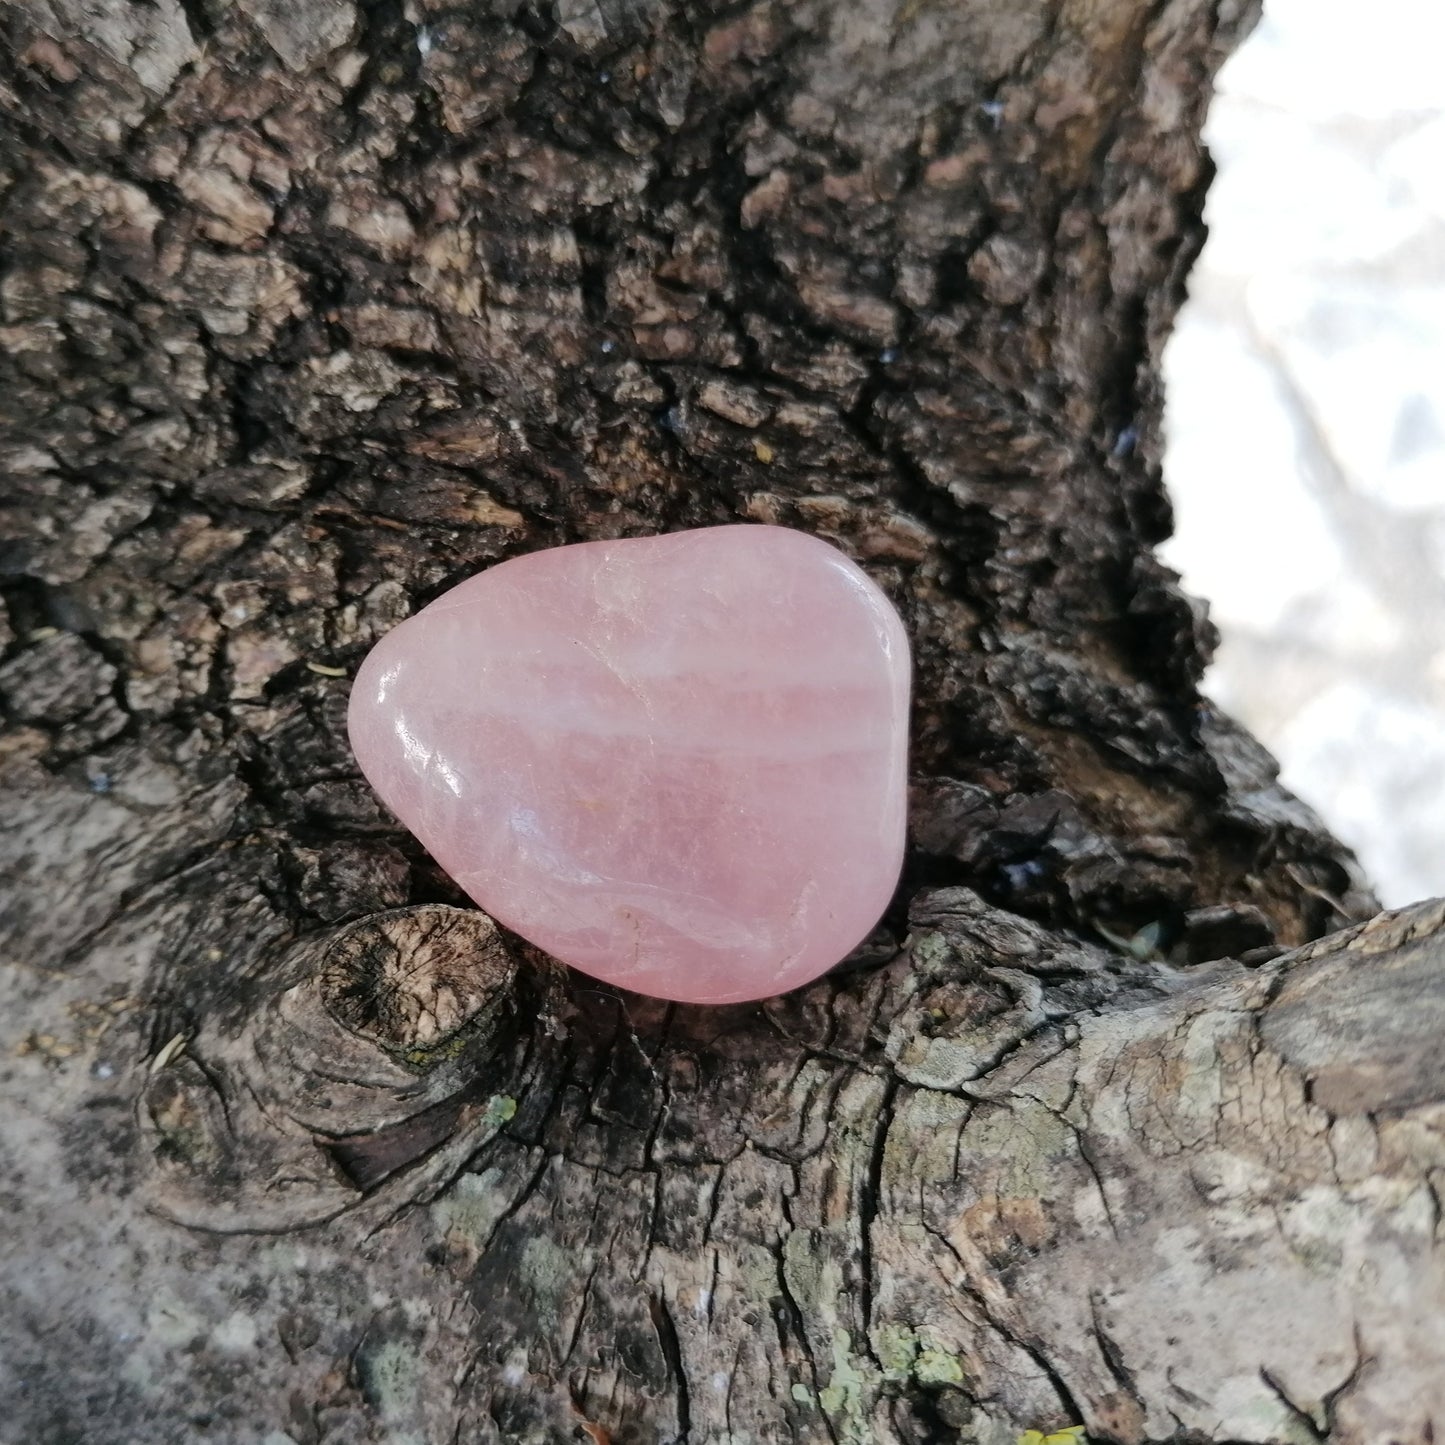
[
  {"x1": 393, "y1": 715, "x2": 463, "y2": 798},
  {"x1": 435, "y1": 756, "x2": 463, "y2": 797},
  {"x1": 374, "y1": 663, "x2": 401, "y2": 706},
  {"x1": 505, "y1": 806, "x2": 606, "y2": 885},
  {"x1": 510, "y1": 806, "x2": 541, "y2": 837},
  {"x1": 394, "y1": 715, "x2": 429, "y2": 771}
]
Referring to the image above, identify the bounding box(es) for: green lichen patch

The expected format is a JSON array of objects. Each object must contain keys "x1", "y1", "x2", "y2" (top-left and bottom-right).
[
  {"x1": 483, "y1": 1093, "x2": 517, "y2": 1126},
  {"x1": 1017, "y1": 1427, "x2": 1086, "y2": 1445},
  {"x1": 431, "y1": 1167, "x2": 512, "y2": 1254},
  {"x1": 817, "y1": 1329, "x2": 872, "y2": 1442},
  {"x1": 355, "y1": 1337, "x2": 421, "y2": 1422},
  {"x1": 914, "y1": 1348, "x2": 965, "y2": 1386},
  {"x1": 873, "y1": 1322, "x2": 920, "y2": 1382},
  {"x1": 871, "y1": 1322, "x2": 969, "y2": 1391}
]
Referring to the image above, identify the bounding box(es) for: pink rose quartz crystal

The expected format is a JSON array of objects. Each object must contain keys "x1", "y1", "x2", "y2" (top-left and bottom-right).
[{"x1": 347, "y1": 525, "x2": 910, "y2": 1004}]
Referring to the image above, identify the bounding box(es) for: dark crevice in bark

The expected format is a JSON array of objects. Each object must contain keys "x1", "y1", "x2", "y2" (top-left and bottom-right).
[
  {"x1": 650, "y1": 1288, "x2": 694, "y2": 1438},
  {"x1": 857, "y1": 1073, "x2": 898, "y2": 1365},
  {"x1": 1258, "y1": 1369, "x2": 1327, "y2": 1444}
]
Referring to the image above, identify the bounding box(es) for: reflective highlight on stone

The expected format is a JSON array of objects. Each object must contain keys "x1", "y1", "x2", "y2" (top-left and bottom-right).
[{"x1": 347, "y1": 525, "x2": 911, "y2": 1004}]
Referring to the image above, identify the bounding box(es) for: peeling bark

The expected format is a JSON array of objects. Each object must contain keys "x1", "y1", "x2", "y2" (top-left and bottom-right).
[{"x1": 1, "y1": 0, "x2": 1438, "y2": 1441}]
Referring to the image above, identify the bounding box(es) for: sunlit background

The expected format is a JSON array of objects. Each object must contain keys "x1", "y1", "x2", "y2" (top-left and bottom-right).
[{"x1": 1163, "y1": 0, "x2": 1445, "y2": 907}]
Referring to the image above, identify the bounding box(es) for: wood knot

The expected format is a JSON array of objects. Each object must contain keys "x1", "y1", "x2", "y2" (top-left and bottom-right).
[
  {"x1": 139, "y1": 905, "x2": 521, "y2": 1231},
  {"x1": 319, "y1": 905, "x2": 514, "y2": 1059}
]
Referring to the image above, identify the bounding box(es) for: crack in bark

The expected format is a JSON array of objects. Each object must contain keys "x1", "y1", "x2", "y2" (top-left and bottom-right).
[
  {"x1": 1088, "y1": 1290, "x2": 1146, "y2": 1417},
  {"x1": 649, "y1": 1288, "x2": 693, "y2": 1440},
  {"x1": 858, "y1": 1073, "x2": 898, "y2": 1371},
  {"x1": 1259, "y1": 1367, "x2": 1326, "y2": 1444}
]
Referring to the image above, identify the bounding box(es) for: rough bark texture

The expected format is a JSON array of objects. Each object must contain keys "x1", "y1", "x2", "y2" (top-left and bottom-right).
[{"x1": 1, "y1": 0, "x2": 1439, "y2": 1442}]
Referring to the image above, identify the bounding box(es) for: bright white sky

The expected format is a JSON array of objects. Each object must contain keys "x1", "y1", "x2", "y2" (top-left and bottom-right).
[{"x1": 1162, "y1": 0, "x2": 1445, "y2": 906}]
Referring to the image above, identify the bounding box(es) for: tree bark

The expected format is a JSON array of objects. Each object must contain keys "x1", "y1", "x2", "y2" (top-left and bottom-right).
[{"x1": 1, "y1": 0, "x2": 1440, "y2": 1442}]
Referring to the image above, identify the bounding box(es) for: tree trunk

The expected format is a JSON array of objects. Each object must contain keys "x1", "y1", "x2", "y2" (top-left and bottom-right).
[{"x1": 2, "y1": 0, "x2": 1441, "y2": 1441}]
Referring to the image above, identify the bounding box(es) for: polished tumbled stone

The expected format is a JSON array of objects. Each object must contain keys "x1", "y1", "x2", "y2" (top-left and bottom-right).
[{"x1": 348, "y1": 525, "x2": 910, "y2": 1004}]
